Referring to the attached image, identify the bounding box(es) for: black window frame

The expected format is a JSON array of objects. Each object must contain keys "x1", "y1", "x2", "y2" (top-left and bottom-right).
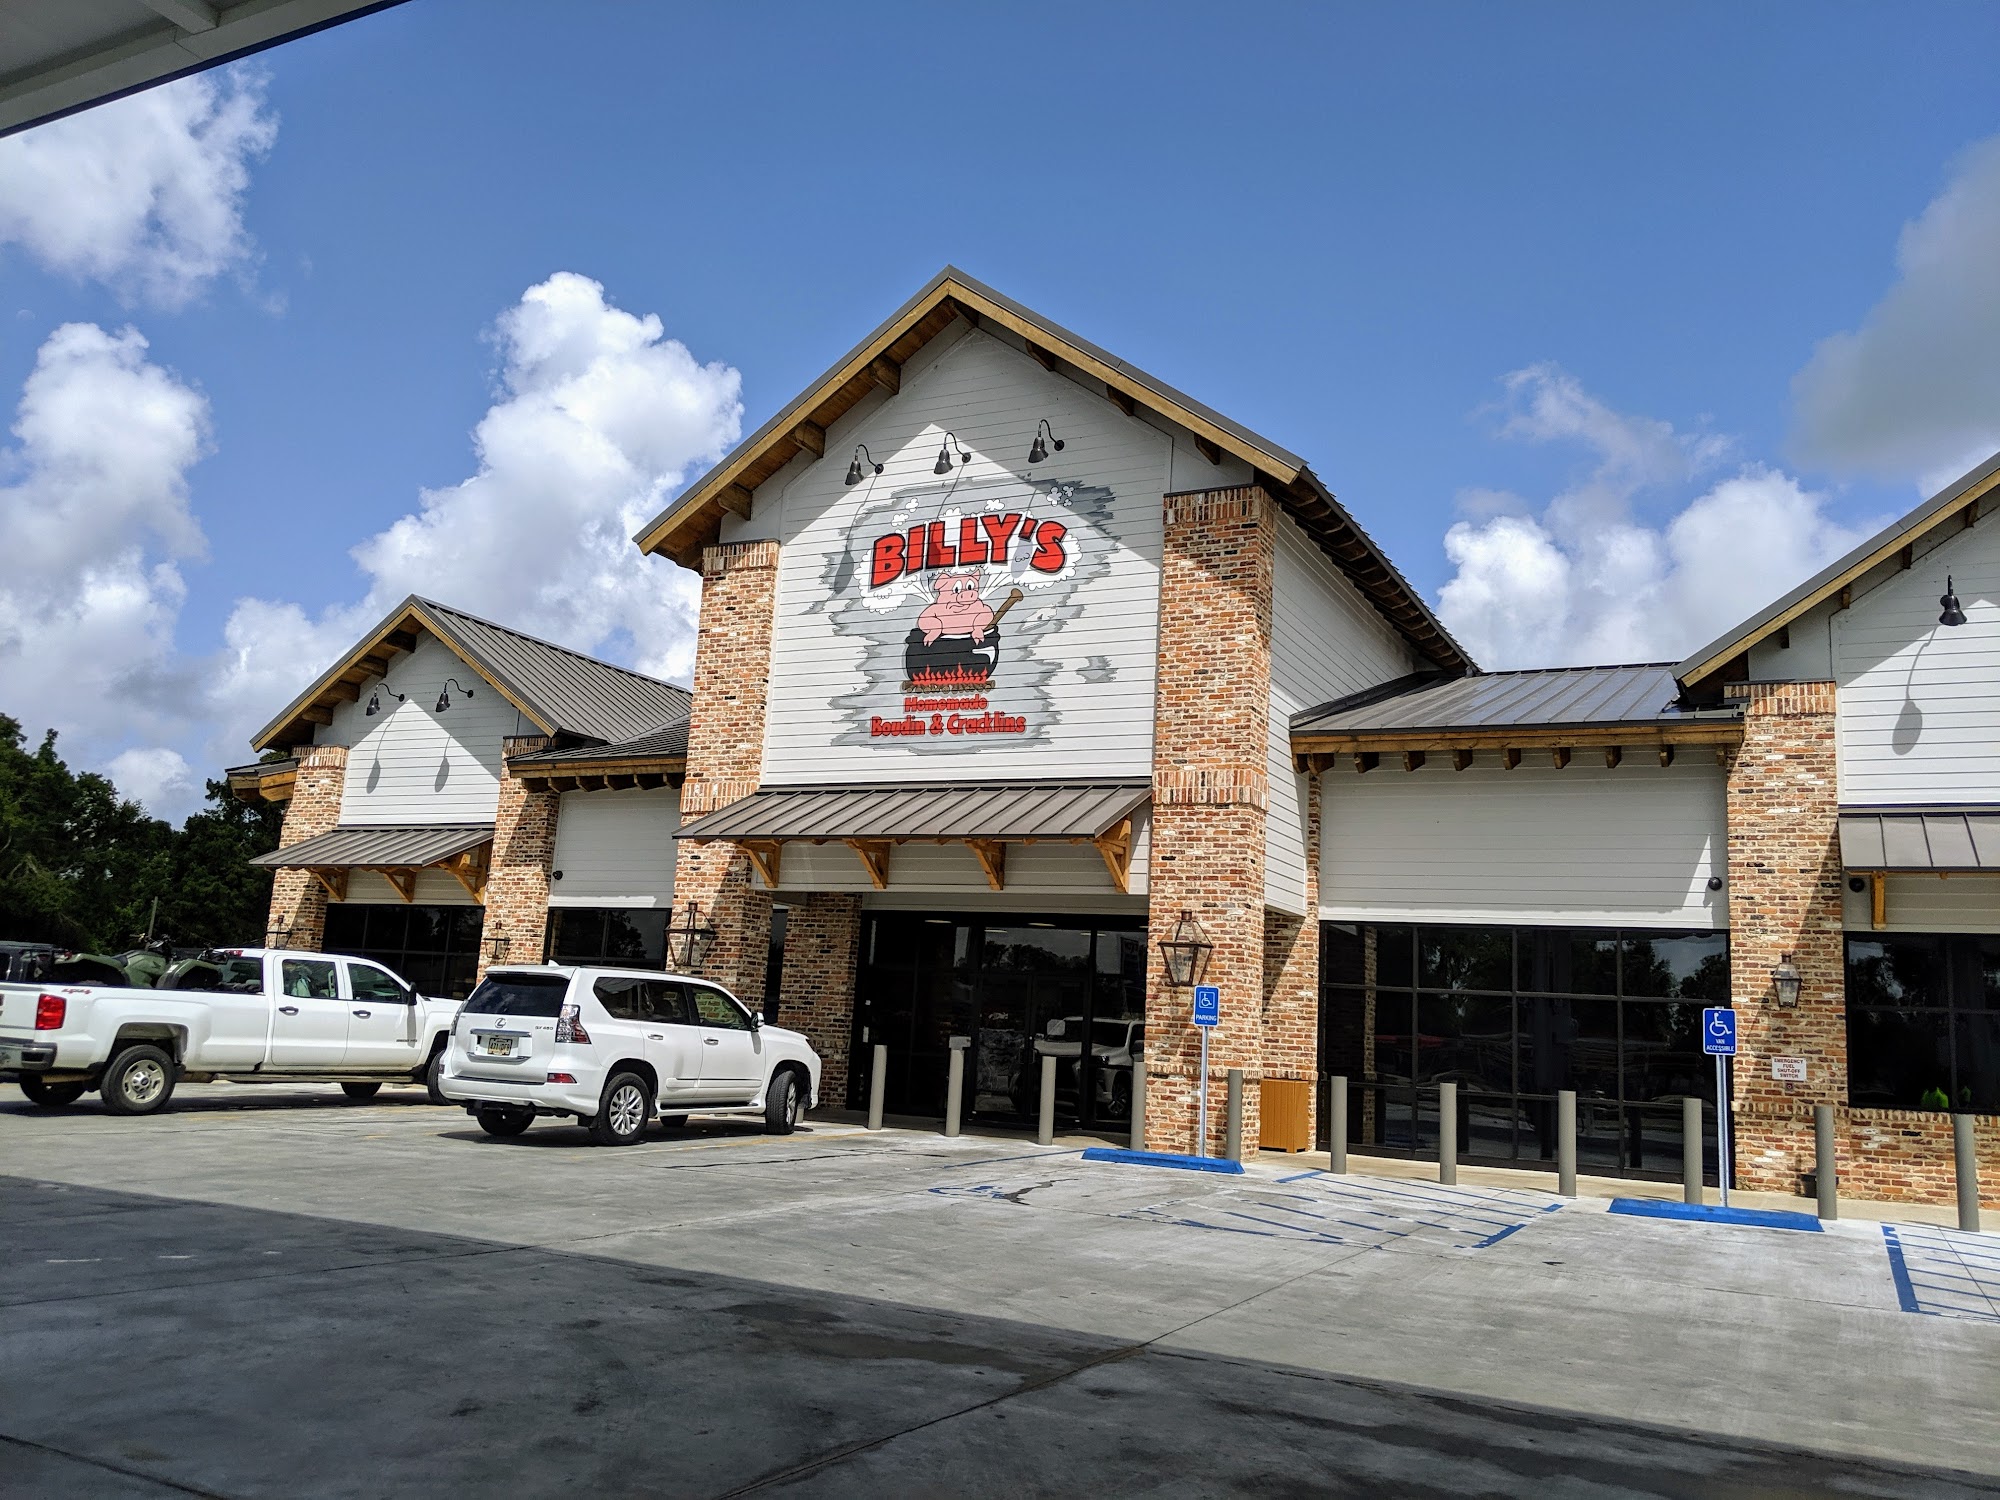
[{"x1": 1845, "y1": 932, "x2": 2000, "y2": 1114}]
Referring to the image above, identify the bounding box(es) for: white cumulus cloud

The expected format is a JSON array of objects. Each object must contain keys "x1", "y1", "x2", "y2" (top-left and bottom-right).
[
  {"x1": 106, "y1": 746, "x2": 197, "y2": 818},
  {"x1": 0, "y1": 70, "x2": 277, "y2": 307},
  {"x1": 209, "y1": 272, "x2": 743, "y2": 755},
  {"x1": 1793, "y1": 133, "x2": 2000, "y2": 492},
  {"x1": 0, "y1": 322, "x2": 211, "y2": 806},
  {"x1": 1439, "y1": 366, "x2": 1877, "y2": 668}
]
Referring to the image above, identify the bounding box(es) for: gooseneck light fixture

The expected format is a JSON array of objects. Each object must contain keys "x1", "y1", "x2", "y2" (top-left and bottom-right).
[
  {"x1": 434, "y1": 678, "x2": 476, "y2": 713},
  {"x1": 364, "y1": 682, "x2": 406, "y2": 717},
  {"x1": 933, "y1": 431, "x2": 971, "y2": 476},
  {"x1": 844, "y1": 444, "x2": 883, "y2": 487},
  {"x1": 1939, "y1": 575, "x2": 1967, "y2": 628},
  {"x1": 1157, "y1": 910, "x2": 1214, "y2": 991},
  {"x1": 665, "y1": 901, "x2": 719, "y2": 972},
  {"x1": 1772, "y1": 952, "x2": 1803, "y2": 1009},
  {"x1": 1027, "y1": 419, "x2": 1065, "y2": 465}
]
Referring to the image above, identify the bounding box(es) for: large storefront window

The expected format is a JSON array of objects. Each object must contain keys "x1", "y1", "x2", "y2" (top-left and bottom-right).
[
  {"x1": 1846, "y1": 934, "x2": 2000, "y2": 1114},
  {"x1": 323, "y1": 905, "x2": 484, "y2": 1001},
  {"x1": 546, "y1": 908, "x2": 668, "y2": 970},
  {"x1": 1321, "y1": 923, "x2": 1729, "y2": 1183},
  {"x1": 854, "y1": 913, "x2": 1146, "y2": 1131}
]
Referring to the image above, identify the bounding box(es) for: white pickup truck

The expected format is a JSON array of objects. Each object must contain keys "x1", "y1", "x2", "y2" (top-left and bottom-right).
[{"x1": 0, "y1": 948, "x2": 459, "y2": 1115}]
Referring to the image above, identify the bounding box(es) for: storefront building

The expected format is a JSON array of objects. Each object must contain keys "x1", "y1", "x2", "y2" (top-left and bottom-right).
[{"x1": 239, "y1": 270, "x2": 1997, "y2": 1208}]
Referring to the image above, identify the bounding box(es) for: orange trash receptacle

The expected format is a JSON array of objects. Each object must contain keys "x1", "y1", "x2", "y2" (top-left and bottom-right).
[{"x1": 1260, "y1": 1077, "x2": 1313, "y2": 1153}]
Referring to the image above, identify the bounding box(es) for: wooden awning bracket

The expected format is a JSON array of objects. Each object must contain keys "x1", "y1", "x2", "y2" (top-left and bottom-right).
[
  {"x1": 372, "y1": 867, "x2": 418, "y2": 904},
  {"x1": 1870, "y1": 871, "x2": 1885, "y2": 930},
  {"x1": 1096, "y1": 818, "x2": 1133, "y2": 894},
  {"x1": 307, "y1": 868, "x2": 348, "y2": 902},
  {"x1": 442, "y1": 849, "x2": 489, "y2": 903},
  {"x1": 967, "y1": 839, "x2": 1007, "y2": 891},
  {"x1": 847, "y1": 839, "x2": 892, "y2": 891},
  {"x1": 743, "y1": 841, "x2": 783, "y2": 889}
]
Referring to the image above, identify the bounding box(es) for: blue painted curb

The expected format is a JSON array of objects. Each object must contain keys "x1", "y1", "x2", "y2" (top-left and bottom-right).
[
  {"x1": 1081, "y1": 1147, "x2": 1246, "y2": 1175},
  {"x1": 1608, "y1": 1198, "x2": 1822, "y2": 1232}
]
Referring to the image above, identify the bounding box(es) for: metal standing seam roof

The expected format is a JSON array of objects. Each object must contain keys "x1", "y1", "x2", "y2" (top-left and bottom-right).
[
  {"x1": 1838, "y1": 809, "x2": 2000, "y2": 872},
  {"x1": 506, "y1": 721, "x2": 690, "y2": 766},
  {"x1": 251, "y1": 824, "x2": 495, "y2": 870},
  {"x1": 675, "y1": 783, "x2": 1151, "y2": 844},
  {"x1": 1290, "y1": 664, "x2": 1718, "y2": 737}
]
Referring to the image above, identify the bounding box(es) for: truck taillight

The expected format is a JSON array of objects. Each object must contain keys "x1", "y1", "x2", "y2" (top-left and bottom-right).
[
  {"x1": 554, "y1": 1004, "x2": 590, "y2": 1045},
  {"x1": 35, "y1": 994, "x2": 65, "y2": 1030}
]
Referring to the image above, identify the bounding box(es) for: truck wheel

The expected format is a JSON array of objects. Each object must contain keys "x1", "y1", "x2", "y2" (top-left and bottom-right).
[
  {"x1": 587, "y1": 1072, "x2": 651, "y2": 1146},
  {"x1": 19, "y1": 1076, "x2": 86, "y2": 1108},
  {"x1": 424, "y1": 1048, "x2": 449, "y2": 1107},
  {"x1": 100, "y1": 1044, "x2": 177, "y2": 1116},
  {"x1": 340, "y1": 1082, "x2": 382, "y2": 1101},
  {"x1": 764, "y1": 1069, "x2": 803, "y2": 1136},
  {"x1": 475, "y1": 1104, "x2": 533, "y2": 1138}
]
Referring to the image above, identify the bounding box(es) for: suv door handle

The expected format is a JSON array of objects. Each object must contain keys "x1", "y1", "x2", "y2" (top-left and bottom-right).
[
  {"x1": 703, "y1": 1037, "x2": 720, "y2": 1046},
  {"x1": 647, "y1": 1033, "x2": 665, "y2": 1040},
  {"x1": 278, "y1": 1005, "x2": 299, "y2": 1015},
  {"x1": 352, "y1": 1009, "x2": 371, "y2": 1018}
]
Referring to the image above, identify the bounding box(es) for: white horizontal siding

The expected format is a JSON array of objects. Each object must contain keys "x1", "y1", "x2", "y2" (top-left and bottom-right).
[
  {"x1": 755, "y1": 809, "x2": 1149, "y2": 899},
  {"x1": 1837, "y1": 518, "x2": 2000, "y2": 805},
  {"x1": 1266, "y1": 512, "x2": 1421, "y2": 915},
  {"x1": 549, "y1": 787, "x2": 680, "y2": 907},
  {"x1": 759, "y1": 329, "x2": 1167, "y2": 785},
  {"x1": 335, "y1": 870, "x2": 480, "y2": 907},
  {"x1": 329, "y1": 632, "x2": 529, "y2": 826},
  {"x1": 1843, "y1": 874, "x2": 2000, "y2": 934},
  {"x1": 1321, "y1": 758, "x2": 1727, "y2": 928}
]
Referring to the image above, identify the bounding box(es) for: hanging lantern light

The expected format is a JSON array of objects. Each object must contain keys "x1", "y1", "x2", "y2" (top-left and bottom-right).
[
  {"x1": 665, "y1": 901, "x2": 719, "y2": 972},
  {"x1": 1772, "y1": 952, "x2": 1802, "y2": 1008},
  {"x1": 1157, "y1": 910, "x2": 1213, "y2": 990}
]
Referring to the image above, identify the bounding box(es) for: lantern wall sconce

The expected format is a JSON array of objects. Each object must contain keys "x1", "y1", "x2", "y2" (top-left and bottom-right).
[
  {"x1": 844, "y1": 444, "x2": 883, "y2": 487},
  {"x1": 1772, "y1": 952, "x2": 1803, "y2": 1009},
  {"x1": 666, "y1": 901, "x2": 719, "y2": 972},
  {"x1": 435, "y1": 678, "x2": 475, "y2": 713},
  {"x1": 933, "y1": 431, "x2": 971, "y2": 475},
  {"x1": 365, "y1": 683, "x2": 406, "y2": 717},
  {"x1": 1027, "y1": 419, "x2": 1064, "y2": 465},
  {"x1": 483, "y1": 926, "x2": 511, "y2": 962},
  {"x1": 1157, "y1": 910, "x2": 1214, "y2": 991},
  {"x1": 1939, "y1": 575, "x2": 1967, "y2": 628}
]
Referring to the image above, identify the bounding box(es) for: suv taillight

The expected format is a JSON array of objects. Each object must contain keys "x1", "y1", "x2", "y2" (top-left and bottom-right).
[
  {"x1": 554, "y1": 1004, "x2": 591, "y2": 1045},
  {"x1": 35, "y1": 994, "x2": 66, "y2": 1030}
]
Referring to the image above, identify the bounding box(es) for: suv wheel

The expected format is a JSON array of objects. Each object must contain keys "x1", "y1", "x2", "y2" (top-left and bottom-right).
[
  {"x1": 764, "y1": 1069, "x2": 802, "y2": 1136},
  {"x1": 340, "y1": 1082, "x2": 382, "y2": 1101},
  {"x1": 19, "y1": 1075, "x2": 86, "y2": 1108},
  {"x1": 587, "y1": 1072, "x2": 651, "y2": 1147},
  {"x1": 475, "y1": 1104, "x2": 533, "y2": 1138},
  {"x1": 100, "y1": 1044, "x2": 177, "y2": 1116},
  {"x1": 423, "y1": 1047, "x2": 450, "y2": 1106}
]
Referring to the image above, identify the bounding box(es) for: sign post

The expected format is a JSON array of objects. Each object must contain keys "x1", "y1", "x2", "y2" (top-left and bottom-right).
[
  {"x1": 1702, "y1": 1007, "x2": 1737, "y2": 1207},
  {"x1": 1192, "y1": 985, "x2": 1220, "y2": 1158}
]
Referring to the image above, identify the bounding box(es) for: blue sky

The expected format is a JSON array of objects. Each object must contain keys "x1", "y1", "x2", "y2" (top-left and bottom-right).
[{"x1": 3, "y1": 1, "x2": 1999, "y2": 816}]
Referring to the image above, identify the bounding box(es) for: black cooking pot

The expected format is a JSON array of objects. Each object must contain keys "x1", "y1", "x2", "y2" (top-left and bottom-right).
[{"x1": 904, "y1": 625, "x2": 1001, "y2": 684}]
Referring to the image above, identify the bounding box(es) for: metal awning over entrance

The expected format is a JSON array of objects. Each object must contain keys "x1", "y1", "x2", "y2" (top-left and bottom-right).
[
  {"x1": 674, "y1": 782, "x2": 1149, "y2": 893},
  {"x1": 1838, "y1": 807, "x2": 2000, "y2": 928},
  {"x1": 251, "y1": 824, "x2": 494, "y2": 904}
]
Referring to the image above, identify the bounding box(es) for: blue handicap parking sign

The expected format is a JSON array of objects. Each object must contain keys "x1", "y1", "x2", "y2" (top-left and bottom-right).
[
  {"x1": 1192, "y1": 985, "x2": 1220, "y2": 1028},
  {"x1": 1702, "y1": 1007, "x2": 1738, "y2": 1056}
]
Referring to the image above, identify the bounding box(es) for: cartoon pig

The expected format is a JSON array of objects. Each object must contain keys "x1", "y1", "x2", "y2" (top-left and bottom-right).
[{"x1": 918, "y1": 569, "x2": 996, "y2": 644}]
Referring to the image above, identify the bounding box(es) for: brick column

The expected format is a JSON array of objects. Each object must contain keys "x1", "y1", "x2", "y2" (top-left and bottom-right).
[
  {"x1": 1262, "y1": 768, "x2": 1321, "y2": 1146},
  {"x1": 671, "y1": 539, "x2": 778, "y2": 1005},
  {"x1": 1725, "y1": 681, "x2": 1845, "y2": 1194},
  {"x1": 777, "y1": 892, "x2": 863, "y2": 1105},
  {"x1": 479, "y1": 735, "x2": 561, "y2": 980},
  {"x1": 265, "y1": 744, "x2": 348, "y2": 950},
  {"x1": 1144, "y1": 486, "x2": 1273, "y2": 1157}
]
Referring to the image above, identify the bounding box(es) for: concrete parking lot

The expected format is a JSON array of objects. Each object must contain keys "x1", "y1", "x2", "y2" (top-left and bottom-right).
[{"x1": 2, "y1": 1083, "x2": 1997, "y2": 1498}]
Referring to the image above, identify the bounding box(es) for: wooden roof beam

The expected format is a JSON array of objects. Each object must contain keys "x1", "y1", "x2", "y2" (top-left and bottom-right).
[
  {"x1": 1106, "y1": 385, "x2": 1135, "y2": 417},
  {"x1": 1025, "y1": 341, "x2": 1059, "y2": 372},
  {"x1": 868, "y1": 356, "x2": 901, "y2": 395},
  {"x1": 718, "y1": 484, "x2": 753, "y2": 520},
  {"x1": 791, "y1": 420, "x2": 825, "y2": 459}
]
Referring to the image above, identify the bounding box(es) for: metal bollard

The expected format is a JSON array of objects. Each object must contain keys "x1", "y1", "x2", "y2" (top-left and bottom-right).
[
  {"x1": 1225, "y1": 1068, "x2": 1244, "y2": 1162},
  {"x1": 1129, "y1": 1049, "x2": 1146, "y2": 1151},
  {"x1": 1955, "y1": 1113, "x2": 1982, "y2": 1233},
  {"x1": 1330, "y1": 1074, "x2": 1348, "y2": 1173},
  {"x1": 1815, "y1": 1103, "x2": 1838, "y2": 1221},
  {"x1": 1036, "y1": 1053, "x2": 1057, "y2": 1146},
  {"x1": 1557, "y1": 1090, "x2": 1577, "y2": 1198},
  {"x1": 1438, "y1": 1081, "x2": 1457, "y2": 1185},
  {"x1": 944, "y1": 1036, "x2": 968, "y2": 1138},
  {"x1": 1682, "y1": 1095, "x2": 1703, "y2": 1206},
  {"x1": 867, "y1": 1043, "x2": 887, "y2": 1131}
]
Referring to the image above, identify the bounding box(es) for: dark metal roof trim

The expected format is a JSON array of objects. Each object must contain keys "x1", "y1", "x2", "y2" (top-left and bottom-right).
[
  {"x1": 676, "y1": 781, "x2": 1150, "y2": 844},
  {"x1": 251, "y1": 823, "x2": 494, "y2": 870},
  {"x1": 1838, "y1": 808, "x2": 2000, "y2": 872},
  {"x1": 1291, "y1": 664, "x2": 1724, "y2": 737},
  {"x1": 506, "y1": 721, "x2": 690, "y2": 766}
]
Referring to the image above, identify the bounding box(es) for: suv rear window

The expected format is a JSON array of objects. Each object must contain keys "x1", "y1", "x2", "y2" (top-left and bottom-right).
[{"x1": 464, "y1": 973, "x2": 572, "y2": 1017}]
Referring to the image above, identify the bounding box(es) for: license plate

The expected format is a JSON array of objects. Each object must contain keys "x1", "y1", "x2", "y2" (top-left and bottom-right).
[{"x1": 479, "y1": 1034, "x2": 516, "y2": 1057}]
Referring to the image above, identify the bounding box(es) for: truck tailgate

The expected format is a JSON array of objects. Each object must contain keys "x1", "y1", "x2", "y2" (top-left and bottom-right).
[{"x1": 0, "y1": 983, "x2": 49, "y2": 1033}]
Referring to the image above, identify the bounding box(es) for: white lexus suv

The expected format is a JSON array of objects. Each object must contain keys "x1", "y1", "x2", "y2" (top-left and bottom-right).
[{"x1": 438, "y1": 965, "x2": 821, "y2": 1145}]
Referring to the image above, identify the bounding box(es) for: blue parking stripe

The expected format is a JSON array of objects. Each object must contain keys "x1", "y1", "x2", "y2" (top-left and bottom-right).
[{"x1": 1882, "y1": 1225, "x2": 1923, "y2": 1315}]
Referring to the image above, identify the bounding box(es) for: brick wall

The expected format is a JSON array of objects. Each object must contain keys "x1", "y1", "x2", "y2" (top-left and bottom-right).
[
  {"x1": 1725, "y1": 679, "x2": 1999, "y2": 1208},
  {"x1": 1262, "y1": 768, "x2": 1320, "y2": 1146},
  {"x1": 1144, "y1": 486, "x2": 1273, "y2": 1157},
  {"x1": 671, "y1": 539, "x2": 779, "y2": 1004},
  {"x1": 777, "y1": 892, "x2": 863, "y2": 1105},
  {"x1": 265, "y1": 744, "x2": 347, "y2": 950},
  {"x1": 478, "y1": 735, "x2": 559, "y2": 980}
]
